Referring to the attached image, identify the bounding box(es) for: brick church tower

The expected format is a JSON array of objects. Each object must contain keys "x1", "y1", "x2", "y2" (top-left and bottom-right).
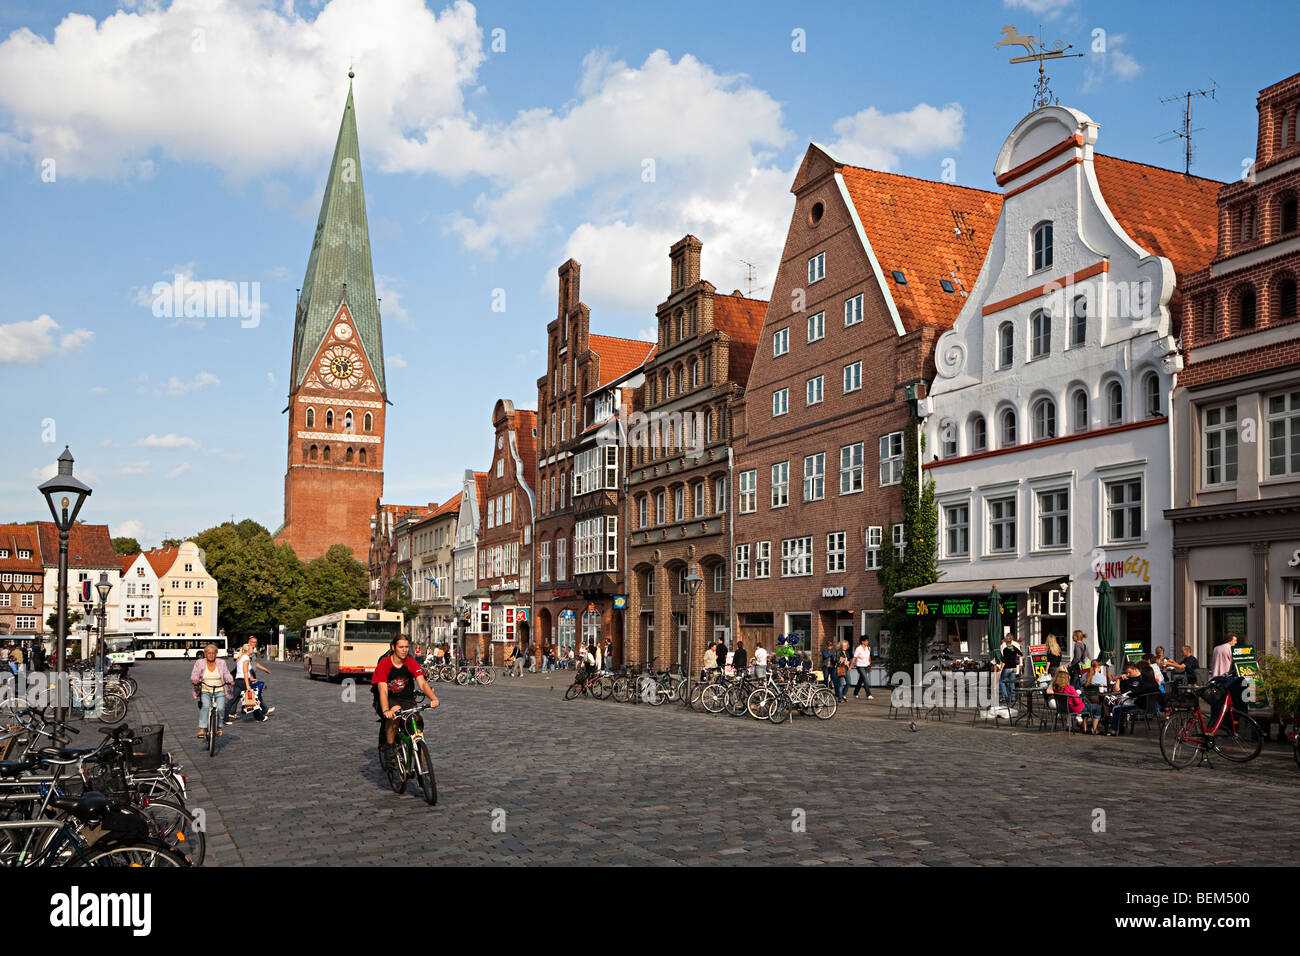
[{"x1": 274, "y1": 75, "x2": 386, "y2": 562}]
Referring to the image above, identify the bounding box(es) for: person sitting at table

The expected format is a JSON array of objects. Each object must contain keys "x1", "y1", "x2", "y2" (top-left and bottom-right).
[
  {"x1": 1106, "y1": 662, "x2": 1163, "y2": 736},
  {"x1": 1045, "y1": 668, "x2": 1093, "y2": 731},
  {"x1": 1162, "y1": 645, "x2": 1199, "y2": 687},
  {"x1": 1142, "y1": 653, "x2": 1165, "y2": 690}
]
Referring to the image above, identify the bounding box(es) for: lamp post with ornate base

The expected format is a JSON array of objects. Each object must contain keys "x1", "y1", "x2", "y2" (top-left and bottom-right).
[
  {"x1": 683, "y1": 567, "x2": 703, "y2": 707},
  {"x1": 37, "y1": 448, "x2": 92, "y2": 722},
  {"x1": 95, "y1": 572, "x2": 111, "y2": 674}
]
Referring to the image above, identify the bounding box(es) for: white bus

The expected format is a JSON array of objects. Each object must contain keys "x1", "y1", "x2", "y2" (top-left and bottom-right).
[
  {"x1": 303, "y1": 609, "x2": 404, "y2": 681},
  {"x1": 103, "y1": 634, "x2": 137, "y2": 666},
  {"x1": 135, "y1": 636, "x2": 228, "y2": 660}
]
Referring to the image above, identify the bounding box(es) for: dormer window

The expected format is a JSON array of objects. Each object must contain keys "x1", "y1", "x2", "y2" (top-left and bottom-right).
[{"x1": 1032, "y1": 223, "x2": 1053, "y2": 272}]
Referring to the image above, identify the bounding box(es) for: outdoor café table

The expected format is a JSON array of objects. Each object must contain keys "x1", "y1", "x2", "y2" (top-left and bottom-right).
[{"x1": 1010, "y1": 680, "x2": 1040, "y2": 728}]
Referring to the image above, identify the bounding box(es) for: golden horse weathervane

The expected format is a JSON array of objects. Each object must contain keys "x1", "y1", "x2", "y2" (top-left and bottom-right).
[{"x1": 996, "y1": 25, "x2": 1083, "y2": 109}]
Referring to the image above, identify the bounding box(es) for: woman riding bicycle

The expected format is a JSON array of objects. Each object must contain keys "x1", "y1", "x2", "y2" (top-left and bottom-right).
[{"x1": 190, "y1": 643, "x2": 234, "y2": 739}]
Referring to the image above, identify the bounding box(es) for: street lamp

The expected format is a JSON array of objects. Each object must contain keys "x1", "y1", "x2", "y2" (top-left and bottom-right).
[
  {"x1": 95, "y1": 572, "x2": 111, "y2": 673},
  {"x1": 683, "y1": 566, "x2": 703, "y2": 706},
  {"x1": 38, "y1": 447, "x2": 92, "y2": 720}
]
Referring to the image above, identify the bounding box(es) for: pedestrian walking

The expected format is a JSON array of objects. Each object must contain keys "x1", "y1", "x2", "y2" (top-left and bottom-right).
[
  {"x1": 1068, "y1": 630, "x2": 1087, "y2": 682},
  {"x1": 831, "y1": 640, "x2": 851, "y2": 702},
  {"x1": 732, "y1": 640, "x2": 748, "y2": 676},
  {"x1": 820, "y1": 640, "x2": 835, "y2": 687},
  {"x1": 851, "y1": 636, "x2": 873, "y2": 699},
  {"x1": 753, "y1": 644, "x2": 768, "y2": 678},
  {"x1": 1046, "y1": 633, "x2": 1062, "y2": 672},
  {"x1": 703, "y1": 644, "x2": 717, "y2": 681},
  {"x1": 998, "y1": 634, "x2": 1021, "y2": 706}
]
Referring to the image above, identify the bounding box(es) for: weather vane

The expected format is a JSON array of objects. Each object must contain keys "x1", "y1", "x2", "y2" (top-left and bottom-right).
[{"x1": 996, "y1": 25, "x2": 1084, "y2": 109}]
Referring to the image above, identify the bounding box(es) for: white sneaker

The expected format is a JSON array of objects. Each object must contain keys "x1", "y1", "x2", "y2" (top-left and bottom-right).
[{"x1": 266, "y1": 706, "x2": 276, "y2": 715}]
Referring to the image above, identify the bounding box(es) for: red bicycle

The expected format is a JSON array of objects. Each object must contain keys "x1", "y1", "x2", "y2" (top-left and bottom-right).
[{"x1": 1159, "y1": 682, "x2": 1263, "y2": 768}]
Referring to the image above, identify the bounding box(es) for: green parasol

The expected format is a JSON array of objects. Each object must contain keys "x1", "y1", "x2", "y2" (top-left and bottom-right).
[
  {"x1": 987, "y1": 586, "x2": 1003, "y2": 663},
  {"x1": 1096, "y1": 579, "x2": 1117, "y2": 667}
]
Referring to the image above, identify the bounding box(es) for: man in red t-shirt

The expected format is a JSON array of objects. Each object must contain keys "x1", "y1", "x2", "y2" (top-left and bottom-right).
[{"x1": 374, "y1": 637, "x2": 439, "y2": 749}]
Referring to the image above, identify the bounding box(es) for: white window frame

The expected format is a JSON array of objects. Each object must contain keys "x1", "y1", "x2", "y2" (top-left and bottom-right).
[
  {"x1": 773, "y1": 328, "x2": 789, "y2": 357},
  {"x1": 1267, "y1": 390, "x2": 1300, "y2": 478},
  {"x1": 714, "y1": 476, "x2": 727, "y2": 514},
  {"x1": 1104, "y1": 476, "x2": 1144, "y2": 544},
  {"x1": 738, "y1": 471, "x2": 757, "y2": 513},
  {"x1": 826, "y1": 531, "x2": 846, "y2": 573},
  {"x1": 840, "y1": 442, "x2": 864, "y2": 495},
  {"x1": 772, "y1": 388, "x2": 789, "y2": 417},
  {"x1": 1036, "y1": 487, "x2": 1070, "y2": 550},
  {"x1": 1030, "y1": 309, "x2": 1051, "y2": 359},
  {"x1": 754, "y1": 541, "x2": 771, "y2": 578},
  {"x1": 807, "y1": 375, "x2": 824, "y2": 406},
  {"x1": 943, "y1": 502, "x2": 970, "y2": 558},
  {"x1": 803, "y1": 453, "x2": 825, "y2": 502},
  {"x1": 807, "y1": 252, "x2": 825, "y2": 284},
  {"x1": 771, "y1": 461, "x2": 789, "y2": 508},
  {"x1": 865, "y1": 526, "x2": 883, "y2": 570},
  {"x1": 987, "y1": 495, "x2": 1017, "y2": 555},
  {"x1": 1203, "y1": 403, "x2": 1239, "y2": 487},
  {"x1": 844, "y1": 293, "x2": 863, "y2": 327},
  {"x1": 780, "y1": 536, "x2": 813, "y2": 577},
  {"x1": 1032, "y1": 222, "x2": 1053, "y2": 272},
  {"x1": 879, "y1": 432, "x2": 904, "y2": 486},
  {"x1": 843, "y1": 361, "x2": 862, "y2": 394},
  {"x1": 807, "y1": 311, "x2": 825, "y2": 342},
  {"x1": 693, "y1": 481, "x2": 706, "y2": 518},
  {"x1": 734, "y1": 544, "x2": 750, "y2": 580}
]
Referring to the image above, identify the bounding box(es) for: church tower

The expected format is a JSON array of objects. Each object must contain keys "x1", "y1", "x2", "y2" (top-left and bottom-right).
[{"x1": 275, "y1": 75, "x2": 386, "y2": 563}]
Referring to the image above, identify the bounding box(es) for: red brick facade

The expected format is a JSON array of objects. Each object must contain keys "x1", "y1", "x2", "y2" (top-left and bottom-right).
[
  {"x1": 731, "y1": 144, "x2": 1000, "y2": 660},
  {"x1": 0, "y1": 525, "x2": 44, "y2": 640}
]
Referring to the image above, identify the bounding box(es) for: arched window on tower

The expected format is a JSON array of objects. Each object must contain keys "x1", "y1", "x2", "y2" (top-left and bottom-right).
[
  {"x1": 323, "y1": 445, "x2": 331, "y2": 462},
  {"x1": 306, "y1": 407, "x2": 315, "y2": 428},
  {"x1": 309, "y1": 444, "x2": 318, "y2": 461},
  {"x1": 359, "y1": 448, "x2": 367, "y2": 465},
  {"x1": 344, "y1": 411, "x2": 354, "y2": 434},
  {"x1": 1239, "y1": 286, "x2": 1257, "y2": 330},
  {"x1": 325, "y1": 409, "x2": 334, "y2": 429},
  {"x1": 345, "y1": 447, "x2": 354, "y2": 463},
  {"x1": 364, "y1": 412, "x2": 373, "y2": 432}
]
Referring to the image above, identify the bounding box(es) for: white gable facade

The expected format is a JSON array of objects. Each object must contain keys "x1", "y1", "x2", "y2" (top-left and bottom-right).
[{"x1": 920, "y1": 106, "x2": 1179, "y2": 661}]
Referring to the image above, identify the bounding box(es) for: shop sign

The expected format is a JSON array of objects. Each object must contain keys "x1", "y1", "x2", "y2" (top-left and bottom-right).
[
  {"x1": 822, "y1": 586, "x2": 845, "y2": 598},
  {"x1": 1208, "y1": 581, "x2": 1246, "y2": 598},
  {"x1": 1288, "y1": 549, "x2": 1300, "y2": 567},
  {"x1": 905, "y1": 596, "x2": 1017, "y2": 619},
  {"x1": 1123, "y1": 641, "x2": 1145, "y2": 663},
  {"x1": 612, "y1": 595, "x2": 627, "y2": 609},
  {"x1": 1095, "y1": 554, "x2": 1150, "y2": 583},
  {"x1": 560, "y1": 609, "x2": 575, "y2": 621},
  {"x1": 517, "y1": 607, "x2": 529, "y2": 622},
  {"x1": 1233, "y1": 645, "x2": 1265, "y2": 707},
  {"x1": 1029, "y1": 644, "x2": 1050, "y2": 680}
]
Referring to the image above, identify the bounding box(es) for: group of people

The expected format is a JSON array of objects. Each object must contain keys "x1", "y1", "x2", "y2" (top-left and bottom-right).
[
  {"x1": 820, "y1": 638, "x2": 874, "y2": 703},
  {"x1": 1, "y1": 641, "x2": 48, "y2": 674},
  {"x1": 189, "y1": 636, "x2": 275, "y2": 738}
]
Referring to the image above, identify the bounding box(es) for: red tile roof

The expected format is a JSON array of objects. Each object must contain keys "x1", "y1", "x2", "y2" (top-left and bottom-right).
[
  {"x1": 1092, "y1": 154, "x2": 1222, "y2": 281},
  {"x1": 118, "y1": 554, "x2": 136, "y2": 575},
  {"x1": 142, "y1": 547, "x2": 179, "y2": 578},
  {"x1": 589, "y1": 334, "x2": 656, "y2": 388},
  {"x1": 0, "y1": 525, "x2": 43, "y2": 573},
  {"x1": 513, "y1": 409, "x2": 538, "y2": 494},
  {"x1": 472, "y1": 472, "x2": 489, "y2": 521},
  {"x1": 713, "y1": 292, "x2": 768, "y2": 386},
  {"x1": 412, "y1": 492, "x2": 464, "y2": 529},
  {"x1": 839, "y1": 165, "x2": 1002, "y2": 332},
  {"x1": 35, "y1": 522, "x2": 118, "y2": 569}
]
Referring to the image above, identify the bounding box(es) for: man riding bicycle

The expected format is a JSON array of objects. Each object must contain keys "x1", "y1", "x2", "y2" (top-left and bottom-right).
[{"x1": 374, "y1": 637, "x2": 439, "y2": 757}]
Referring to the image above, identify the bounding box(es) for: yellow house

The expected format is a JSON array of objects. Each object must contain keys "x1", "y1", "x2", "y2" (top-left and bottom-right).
[{"x1": 154, "y1": 541, "x2": 219, "y2": 640}]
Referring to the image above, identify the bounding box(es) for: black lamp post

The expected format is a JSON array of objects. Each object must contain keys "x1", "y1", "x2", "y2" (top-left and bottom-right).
[
  {"x1": 683, "y1": 566, "x2": 703, "y2": 706},
  {"x1": 37, "y1": 447, "x2": 92, "y2": 721},
  {"x1": 95, "y1": 571, "x2": 111, "y2": 673}
]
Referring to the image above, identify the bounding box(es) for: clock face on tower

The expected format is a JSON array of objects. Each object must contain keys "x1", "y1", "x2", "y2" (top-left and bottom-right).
[{"x1": 319, "y1": 344, "x2": 364, "y2": 389}]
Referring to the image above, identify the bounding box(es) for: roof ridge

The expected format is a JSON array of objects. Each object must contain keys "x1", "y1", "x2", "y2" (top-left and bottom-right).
[
  {"x1": 840, "y1": 163, "x2": 1002, "y2": 198},
  {"x1": 1094, "y1": 152, "x2": 1227, "y2": 186}
]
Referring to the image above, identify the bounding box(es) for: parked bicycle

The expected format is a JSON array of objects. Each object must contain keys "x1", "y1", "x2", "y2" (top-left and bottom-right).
[{"x1": 1159, "y1": 682, "x2": 1263, "y2": 768}]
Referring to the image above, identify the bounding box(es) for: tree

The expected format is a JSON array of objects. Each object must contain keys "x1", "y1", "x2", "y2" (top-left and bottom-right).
[
  {"x1": 47, "y1": 608, "x2": 83, "y2": 632},
  {"x1": 193, "y1": 520, "x2": 304, "y2": 640},
  {"x1": 383, "y1": 577, "x2": 420, "y2": 623},
  {"x1": 111, "y1": 537, "x2": 141, "y2": 556},
  {"x1": 160, "y1": 538, "x2": 183, "y2": 548},
  {"x1": 878, "y1": 417, "x2": 939, "y2": 677}
]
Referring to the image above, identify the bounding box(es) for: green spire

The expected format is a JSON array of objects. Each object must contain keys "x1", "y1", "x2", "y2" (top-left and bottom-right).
[{"x1": 291, "y1": 77, "x2": 386, "y2": 395}]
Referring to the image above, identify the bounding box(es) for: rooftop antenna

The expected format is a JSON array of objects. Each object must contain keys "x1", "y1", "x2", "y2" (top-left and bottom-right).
[
  {"x1": 996, "y1": 24, "x2": 1083, "y2": 109},
  {"x1": 739, "y1": 259, "x2": 768, "y2": 299},
  {"x1": 1158, "y1": 82, "x2": 1217, "y2": 175}
]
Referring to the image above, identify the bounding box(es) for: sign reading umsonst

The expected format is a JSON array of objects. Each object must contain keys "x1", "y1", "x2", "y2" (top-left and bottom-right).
[{"x1": 904, "y1": 597, "x2": 1017, "y2": 619}]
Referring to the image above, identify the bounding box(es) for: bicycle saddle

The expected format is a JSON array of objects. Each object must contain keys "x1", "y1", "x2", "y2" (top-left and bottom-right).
[
  {"x1": 37, "y1": 747, "x2": 95, "y2": 765},
  {"x1": 50, "y1": 791, "x2": 107, "y2": 823},
  {"x1": 0, "y1": 760, "x2": 29, "y2": 778}
]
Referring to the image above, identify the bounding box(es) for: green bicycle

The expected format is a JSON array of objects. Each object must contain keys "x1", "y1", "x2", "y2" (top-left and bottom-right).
[{"x1": 379, "y1": 699, "x2": 437, "y2": 805}]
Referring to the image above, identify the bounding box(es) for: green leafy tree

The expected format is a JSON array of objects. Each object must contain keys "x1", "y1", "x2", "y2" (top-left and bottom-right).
[
  {"x1": 383, "y1": 577, "x2": 419, "y2": 618},
  {"x1": 111, "y1": 537, "x2": 141, "y2": 556},
  {"x1": 160, "y1": 538, "x2": 183, "y2": 548},
  {"x1": 879, "y1": 417, "x2": 939, "y2": 677},
  {"x1": 47, "y1": 608, "x2": 83, "y2": 632},
  {"x1": 193, "y1": 520, "x2": 304, "y2": 640}
]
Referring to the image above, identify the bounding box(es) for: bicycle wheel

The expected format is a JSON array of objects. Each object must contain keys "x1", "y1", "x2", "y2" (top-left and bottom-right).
[
  {"x1": 97, "y1": 692, "x2": 128, "y2": 725},
  {"x1": 385, "y1": 744, "x2": 407, "y2": 794},
  {"x1": 639, "y1": 677, "x2": 662, "y2": 705},
  {"x1": 479, "y1": 667, "x2": 496, "y2": 686},
  {"x1": 81, "y1": 841, "x2": 190, "y2": 867},
  {"x1": 612, "y1": 677, "x2": 632, "y2": 703},
  {"x1": 122, "y1": 676, "x2": 139, "y2": 697},
  {"x1": 143, "y1": 798, "x2": 206, "y2": 865},
  {"x1": 439, "y1": 665, "x2": 455, "y2": 682},
  {"x1": 812, "y1": 688, "x2": 838, "y2": 720},
  {"x1": 701, "y1": 684, "x2": 727, "y2": 714},
  {"x1": 208, "y1": 706, "x2": 217, "y2": 758},
  {"x1": 1159, "y1": 712, "x2": 1205, "y2": 769},
  {"x1": 563, "y1": 681, "x2": 582, "y2": 701},
  {"x1": 747, "y1": 688, "x2": 774, "y2": 720},
  {"x1": 415, "y1": 739, "x2": 437, "y2": 806},
  {"x1": 768, "y1": 695, "x2": 790, "y2": 724},
  {"x1": 1215, "y1": 711, "x2": 1263, "y2": 763},
  {"x1": 596, "y1": 676, "x2": 614, "y2": 700},
  {"x1": 725, "y1": 686, "x2": 747, "y2": 717}
]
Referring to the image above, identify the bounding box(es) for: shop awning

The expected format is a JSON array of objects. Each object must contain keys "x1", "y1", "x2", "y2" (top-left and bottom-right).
[{"x1": 894, "y1": 575, "x2": 1067, "y2": 599}]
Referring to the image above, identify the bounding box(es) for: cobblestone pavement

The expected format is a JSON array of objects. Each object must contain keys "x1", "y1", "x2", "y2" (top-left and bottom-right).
[{"x1": 127, "y1": 661, "x2": 1300, "y2": 866}]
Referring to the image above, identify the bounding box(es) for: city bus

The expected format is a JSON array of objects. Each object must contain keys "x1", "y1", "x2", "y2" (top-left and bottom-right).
[
  {"x1": 303, "y1": 609, "x2": 404, "y2": 681},
  {"x1": 134, "y1": 636, "x2": 228, "y2": 660},
  {"x1": 103, "y1": 634, "x2": 137, "y2": 666}
]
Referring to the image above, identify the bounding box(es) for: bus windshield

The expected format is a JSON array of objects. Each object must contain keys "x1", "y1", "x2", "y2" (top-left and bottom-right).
[
  {"x1": 105, "y1": 638, "x2": 135, "y2": 654},
  {"x1": 345, "y1": 620, "x2": 401, "y2": 643}
]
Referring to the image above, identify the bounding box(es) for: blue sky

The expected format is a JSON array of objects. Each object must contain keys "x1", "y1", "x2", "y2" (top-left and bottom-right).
[{"x1": 2, "y1": 0, "x2": 1296, "y2": 550}]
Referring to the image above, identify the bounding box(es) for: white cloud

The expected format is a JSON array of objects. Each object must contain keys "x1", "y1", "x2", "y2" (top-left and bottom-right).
[
  {"x1": 637, "y1": 328, "x2": 656, "y2": 342},
  {"x1": 132, "y1": 263, "x2": 264, "y2": 329},
  {"x1": 0, "y1": 0, "x2": 485, "y2": 180},
  {"x1": 29, "y1": 463, "x2": 57, "y2": 482},
  {"x1": 138, "y1": 434, "x2": 198, "y2": 450},
  {"x1": 165, "y1": 463, "x2": 192, "y2": 480},
  {"x1": 138, "y1": 371, "x2": 220, "y2": 398},
  {"x1": 266, "y1": 371, "x2": 276, "y2": 386},
  {"x1": 825, "y1": 103, "x2": 965, "y2": 171},
  {"x1": 1082, "y1": 34, "x2": 1142, "y2": 92},
  {"x1": 388, "y1": 353, "x2": 408, "y2": 368},
  {"x1": 90, "y1": 386, "x2": 108, "y2": 394},
  {"x1": 374, "y1": 275, "x2": 411, "y2": 324},
  {"x1": 115, "y1": 519, "x2": 145, "y2": 540},
  {"x1": 119, "y1": 461, "x2": 152, "y2": 476},
  {"x1": 0, "y1": 314, "x2": 94, "y2": 364}
]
